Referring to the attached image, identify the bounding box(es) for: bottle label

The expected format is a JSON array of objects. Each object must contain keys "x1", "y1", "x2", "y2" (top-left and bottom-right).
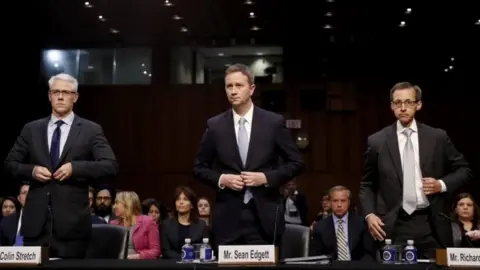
[
  {"x1": 382, "y1": 249, "x2": 396, "y2": 262},
  {"x1": 182, "y1": 247, "x2": 195, "y2": 260},
  {"x1": 404, "y1": 250, "x2": 417, "y2": 262},
  {"x1": 205, "y1": 248, "x2": 213, "y2": 260}
]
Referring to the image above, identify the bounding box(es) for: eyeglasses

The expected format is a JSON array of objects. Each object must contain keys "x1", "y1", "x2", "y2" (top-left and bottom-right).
[
  {"x1": 50, "y1": 90, "x2": 77, "y2": 96},
  {"x1": 391, "y1": 100, "x2": 417, "y2": 108}
]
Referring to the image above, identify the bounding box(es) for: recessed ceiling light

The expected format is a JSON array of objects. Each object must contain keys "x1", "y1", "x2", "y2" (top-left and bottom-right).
[
  {"x1": 84, "y1": 2, "x2": 93, "y2": 8},
  {"x1": 476, "y1": 19, "x2": 480, "y2": 25},
  {"x1": 323, "y1": 24, "x2": 332, "y2": 29},
  {"x1": 218, "y1": 53, "x2": 224, "y2": 56},
  {"x1": 451, "y1": 57, "x2": 455, "y2": 61},
  {"x1": 325, "y1": 12, "x2": 333, "y2": 17},
  {"x1": 180, "y1": 27, "x2": 188, "y2": 32},
  {"x1": 405, "y1": 8, "x2": 412, "y2": 14},
  {"x1": 173, "y1": 14, "x2": 182, "y2": 20},
  {"x1": 251, "y1": 26, "x2": 260, "y2": 31},
  {"x1": 444, "y1": 68, "x2": 449, "y2": 72},
  {"x1": 249, "y1": 12, "x2": 255, "y2": 18},
  {"x1": 399, "y1": 21, "x2": 406, "y2": 27},
  {"x1": 245, "y1": 0, "x2": 254, "y2": 4},
  {"x1": 98, "y1": 15, "x2": 106, "y2": 22},
  {"x1": 165, "y1": 0, "x2": 173, "y2": 6},
  {"x1": 110, "y1": 28, "x2": 120, "y2": 34},
  {"x1": 256, "y1": 52, "x2": 263, "y2": 56},
  {"x1": 326, "y1": 0, "x2": 334, "y2": 2},
  {"x1": 449, "y1": 65, "x2": 453, "y2": 70}
]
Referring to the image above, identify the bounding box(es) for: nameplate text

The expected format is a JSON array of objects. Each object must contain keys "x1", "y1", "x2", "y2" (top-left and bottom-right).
[
  {"x1": 447, "y1": 248, "x2": 480, "y2": 267},
  {"x1": 0, "y1": 246, "x2": 42, "y2": 264},
  {"x1": 218, "y1": 245, "x2": 275, "y2": 264}
]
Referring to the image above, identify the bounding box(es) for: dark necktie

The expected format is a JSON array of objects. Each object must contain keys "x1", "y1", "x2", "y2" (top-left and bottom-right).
[{"x1": 51, "y1": 120, "x2": 65, "y2": 169}]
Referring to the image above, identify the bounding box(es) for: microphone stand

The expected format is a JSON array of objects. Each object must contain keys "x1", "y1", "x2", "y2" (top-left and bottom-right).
[{"x1": 47, "y1": 192, "x2": 54, "y2": 250}]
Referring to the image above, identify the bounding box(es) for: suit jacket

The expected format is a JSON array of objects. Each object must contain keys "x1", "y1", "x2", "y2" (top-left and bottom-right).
[
  {"x1": 283, "y1": 193, "x2": 308, "y2": 226},
  {"x1": 359, "y1": 122, "x2": 472, "y2": 247},
  {"x1": 111, "y1": 215, "x2": 161, "y2": 259},
  {"x1": 4, "y1": 115, "x2": 118, "y2": 241},
  {"x1": 193, "y1": 106, "x2": 304, "y2": 245},
  {"x1": 160, "y1": 218, "x2": 208, "y2": 259},
  {"x1": 311, "y1": 213, "x2": 375, "y2": 261},
  {"x1": 91, "y1": 214, "x2": 107, "y2": 225},
  {"x1": 0, "y1": 213, "x2": 19, "y2": 246}
]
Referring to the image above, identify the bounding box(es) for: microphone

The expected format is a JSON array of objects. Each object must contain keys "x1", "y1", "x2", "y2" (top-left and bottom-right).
[
  {"x1": 272, "y1": 204, "x2": 280, "y2": 247},
  {"x1": 47, "y1": 192, "x2": 54, "y2": 248},
  {"x1": 437, "y1": 212, "x2": 474, "y2": 247}
]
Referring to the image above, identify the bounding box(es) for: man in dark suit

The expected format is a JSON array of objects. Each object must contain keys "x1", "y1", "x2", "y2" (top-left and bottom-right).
[
  {"x1": 193, "y1": 64, "x2": 304, "y2": 246},
  {"x1": 312, "y1": 186, "x2": 375, "y2": 261},
  {"x1": 359, "y1": 82, "x2": 472, "y2": 259},
  {"x1": 4, "y1": 73, "x2": 118, "y2": 258}
]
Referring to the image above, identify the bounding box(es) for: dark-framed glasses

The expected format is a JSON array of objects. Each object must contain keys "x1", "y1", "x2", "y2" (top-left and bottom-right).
[
  {"x1": 50, "y1": 89, "x2": 77, "y2": 96},
  {"x1": 391, "y1": 100, "x2": 417, "y2": 108}
]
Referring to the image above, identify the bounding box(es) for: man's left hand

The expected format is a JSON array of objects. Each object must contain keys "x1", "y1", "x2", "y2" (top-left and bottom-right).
[
  {"x1": 422, "y1": 177, "x2": 441, "y2": 195},
  {"x1": 53, "y1": 162, "x2": 73, "y2": 181},
  {"x1": 241, "y1": 172, "x2": 267, "y2": 187}
]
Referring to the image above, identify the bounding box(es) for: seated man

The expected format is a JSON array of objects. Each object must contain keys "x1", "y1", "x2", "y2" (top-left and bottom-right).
[{"x1": 311, "y1": 186, "x2": 375, "y2": 261}]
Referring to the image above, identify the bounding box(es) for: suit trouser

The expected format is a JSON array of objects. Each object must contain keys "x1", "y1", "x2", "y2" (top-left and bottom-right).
[
  {"x1": 23, "y1": 211, "x2": 89, "y2": 259},
  {"x1": 391, "y1": 208, "x2": 440, "y2": 259}
]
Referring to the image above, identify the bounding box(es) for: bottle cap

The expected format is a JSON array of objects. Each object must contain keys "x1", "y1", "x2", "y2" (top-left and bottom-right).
[
  {"x1": 385, "y1": 239, "x2": 392, "y2": 245},
  {"x1": 185, "y1": 238, "x2": 191, "y2": 244},
  {"x1": 203, "y1": 238, "x2": 209, "y2": 243},
  {"x1": 407, "y1": 240, "x2": 414, "y2": 245}
]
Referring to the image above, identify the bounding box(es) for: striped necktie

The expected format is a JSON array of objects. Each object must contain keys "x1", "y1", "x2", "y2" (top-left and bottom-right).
[{"x1": 336, "y1": 219, "x2": 349, "y2": 261}]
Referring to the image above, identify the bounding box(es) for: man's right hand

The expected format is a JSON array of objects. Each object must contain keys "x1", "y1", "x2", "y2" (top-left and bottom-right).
[
  {"x1": 366, "y1": 214, "x2": 386, "y2": 241},
  {"x1": 33, "y1": 166, "x2": 52, "y2": 182},
  {"x1": 219, "y1": 174, "x2": 244, "y2": 191}
]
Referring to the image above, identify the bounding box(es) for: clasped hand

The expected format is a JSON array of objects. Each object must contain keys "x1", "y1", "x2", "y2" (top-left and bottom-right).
[
  {"x1": 466, "y1": 230, "x2": 480, "y2": 241},
  {"x1": 33, "y1": 163, "x2": 72, "y2": 182},
  {"x1": 220, "y1": 172, "x2": 267, "y2": 191}
]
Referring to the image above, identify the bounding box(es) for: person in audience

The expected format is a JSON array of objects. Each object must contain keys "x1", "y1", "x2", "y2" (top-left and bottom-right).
[
  {"x1": 145, "y1": 200, "x2": 168, "y2": 225},
  {"x1": 88, "y1": 186, "x2": 106, "y2": 224},
  {"x1": 1, "y1": 197, "x2": 20, "y2": 218},
  {"x1": 359, "y1": 82, "x2": 472, "y2": 259},
  {"x1": 451, "y1": 193, "x2": 480, "y2": 247},
  {"x1": 0, "y1": 184, "x2": 29, "y2": 246},
  {"x1": 311, "y1": 186, "x2": 375, "y2": 261},
  {"x1": 161, "y1": 186, "x2": 208, "y2": 259},
  {"x1": 283, "y1": 179, "x2": 308, "y2": 226},
  {"x1": 197, "y1": 197, "x2": 212, "y2": 226},
  {"x1": 310, "y1": 191, "x2": 331, "y2": 231},
  {"x1": 95, "y1": 185, "x2": 116, "y2": 223},
  {"x1": 193, "y1": 64, "x2": 304, "y2": 247},
  {"x1": 110, "y1": 191, "x2": 161, "y2": 259}
]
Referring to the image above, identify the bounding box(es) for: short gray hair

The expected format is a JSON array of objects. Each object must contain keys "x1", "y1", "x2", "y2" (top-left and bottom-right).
[
  {"x1": 329, "y1": 185, "x2": 352, "y2": 200},
  {"x1": 225, "y1": 64, "x2": 255, "y2": 85},
  {"x1": 389, "y1": 82, "x2": 422, "y2": 102},
  {"x1": 48, "y1": 73, "x2": 78, "y2": 92}
]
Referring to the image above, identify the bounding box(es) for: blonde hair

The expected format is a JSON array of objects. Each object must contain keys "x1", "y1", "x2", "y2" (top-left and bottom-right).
[{"x1": 115, "y1": 191, "x2": 142, "y2": 227}]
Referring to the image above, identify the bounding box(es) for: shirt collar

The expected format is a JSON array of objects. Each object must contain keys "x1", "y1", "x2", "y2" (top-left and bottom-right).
[
  {"x1": 49, "y1": 112, "x2": 75, "y2": 127},
  {"x1": 232, "y1": 105, "x2": 254, "y2": 125},
  {"x1": 397, "y1": 119, "x2": 418, "y2": 134},
  {"x1": 333, "y1": 212, "x2": 349, "y2": 224}
]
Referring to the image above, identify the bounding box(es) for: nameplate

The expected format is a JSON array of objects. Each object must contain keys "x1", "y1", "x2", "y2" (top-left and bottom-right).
[
  {"x1": 447, "y1": 248, "x2": 480, "y2": 267},
  {"x1": 218, "y1": 245, "x2": 276, "y2": 264},
  {"x1": 0, "y1": 246, "x2": 43, "y2": 264}
]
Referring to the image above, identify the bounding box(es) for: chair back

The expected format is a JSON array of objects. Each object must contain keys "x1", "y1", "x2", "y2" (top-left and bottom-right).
[
  {"x1": 281, "y1": 224, "x2": 310, "y2": 259},
  {"x1": 86, "y1": 224, "x2": 129, "y2": 259}
]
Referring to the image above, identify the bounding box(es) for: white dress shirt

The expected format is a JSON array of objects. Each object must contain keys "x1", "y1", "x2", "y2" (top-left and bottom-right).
[
  {"x1": 396, "y1": 120, "x2": 446, "y2": 209},
  {"x1": 47, "y1": 112, "x2": 75, "y2": 155}
]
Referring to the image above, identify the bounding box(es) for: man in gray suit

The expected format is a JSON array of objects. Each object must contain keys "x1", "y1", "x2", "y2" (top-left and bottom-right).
[{"x1": 4, "y1": 73, "x2": 118, "y2": 258}]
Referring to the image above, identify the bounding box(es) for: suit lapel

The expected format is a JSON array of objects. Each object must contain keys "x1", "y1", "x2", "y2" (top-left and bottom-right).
[
  {"x1": 386, "y1": 123, "x2": 403, "y2": 184},
  {"x1": 59, "y1": 117, "x2": 82, "y2": 163},
  {"x1": 224, "y1": 111, "x2": 244, "y2": 169},
  {"x1": 40, "y1": 118, "x2": 51, "y2": 169},
  {"x1": 326, "y1": 216, "x2": 337, "y2": 256},
  {"x1": 417, "y1": 123, "x2": 430, "y2": 174},
  {"x1": 347, "y1": 214, "x2": 357, "y2": 252},
  {"x1": 245, "y1": 107, "x2": 262, "y2": 169}
]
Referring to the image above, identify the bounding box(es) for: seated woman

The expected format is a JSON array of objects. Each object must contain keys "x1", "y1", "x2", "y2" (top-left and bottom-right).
[
  {"x1": 110, "y1": 191, "x2": 161, "y2": 259},
  {"x1": 161, "y1": 186, "x2": 208, "y2": 259},
  {"x1": 451, "y1": 193, "x2": 480, "y2": 247},
  {"x1": 197, "y1": 197, "x2": 212, "y2": 226}
]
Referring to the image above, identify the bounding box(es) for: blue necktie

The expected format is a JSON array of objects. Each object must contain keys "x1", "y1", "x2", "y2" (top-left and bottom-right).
[
  {"x1": 238, "y1": 118, "x2": 253, "y2": 204},
  {"x1": 14, "y1": 232, "x2": 23, "y2": 246},
  {"x1": 50, "y1": 120, "x2": 65, "y2": 169}
]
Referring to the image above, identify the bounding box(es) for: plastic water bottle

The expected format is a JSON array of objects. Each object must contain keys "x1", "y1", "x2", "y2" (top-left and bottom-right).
[
  {"x1": 181, "y1": 238, "x2": 195, "y2": 262},
  {"x1": 200, "y1": 238, "x2": 213, "y2": 262},
  {"x1": 381, "y1": 239, "x2": 396, "y2": 264},
  {"x1": 403, "y1": 240, "x2": 418, "y2": 264}
]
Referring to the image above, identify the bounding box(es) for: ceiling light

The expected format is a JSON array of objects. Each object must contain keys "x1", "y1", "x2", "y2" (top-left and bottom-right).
[
  {"x1": 444, "y1": 68, "x2": 449, "y2": 72},
  {"x1": 451, "y1": 57, "x2": 455, "y2": 61},
  {"x1": 98, "y1": 15, "x2": 106, "y2": 22},
  {"x1": 256, "y1": 52, "x2": 263, "y2": 56},
  {"x1": 218, "y1": 53, "x2": 224, "y2": 56},
  {"x1": 109, "y1": 28, "x2": 120, "y2": 34},
  {"x1": 323, "y1": 24, "x2": 332, "y2": 29},
  {"x1": 251, "y1": 26, "x2": 260, "y2": 31},
  {"x1": 143, "y1": 71, "x2": 147, "y2": 75},
  {"x1": 405, "y1": 8, "x2": 412, "y2": 14},
  {"x1": 84, "y1": 2, "x2": 93, "y2": 8},
  {"x1": 326, "y1": 0, "x2": 334, "y2": 2},
  {"x1": 180, "y1": 27, "x2": 188, "y2": 32},
  {"x1": 173, "y1": 14, "x2": 182, "y2": 20},
  {"x1": 149, "y1": 74, "x2": 152, "y2": 77},
  {"x1": 399, "y1": 21, "x2": 406, "y2": 27},
  {"x1": 449, "y1": 65, "x2": 453, "y2": 70},
  {"x1": 165, "y1": 0, "x2": 173, "y2": 6},
  {"x1": 245, "y1": 0, "x2": 254, "y2": 4},
  {"x1": 325, "y1": 12, "x2": 333, "y2": 17},
  {"x1": 249, "y1": 12, "x2": 255, "y2": 18},
  {"x1": 476, "y1": 19, "x2": 480, "y2": 25}
]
